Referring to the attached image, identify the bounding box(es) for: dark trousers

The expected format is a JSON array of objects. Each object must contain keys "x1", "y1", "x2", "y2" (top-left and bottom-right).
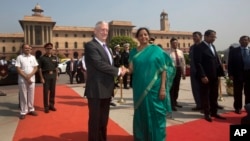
[
  {"x1": 200, "y1": 77, "x2": 218, "y2": 116},
  {"x1": 68, "y1": 71, "x2": 76, "y2": 84},
  {"x1": 43, "y1": 73, "x2": 56, "y2": 109},
  {"x1": 76, "y1": 70, "x2": 84, "y2": 83},
  {"x1": 130, "y1": 74, "x2": 133, "y2": 87},
  {"x1": 170, "y1": 67, "x2": 182, "y2": 106},
  {"x1": 123, "y1": 73, "x2": 129, "y2": 88},
  {"x1": 233, "y1": 71, "x2": 250, "y2": 110},
  {"x1": 88, "y1": 98, "x2": 111, "y2": 141},
  {"x1": 190, "y1": 72, "x2": 201, "y2": 108}
]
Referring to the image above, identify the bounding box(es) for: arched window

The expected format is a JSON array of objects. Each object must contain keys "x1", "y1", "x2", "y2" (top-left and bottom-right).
[
  {"x1": 2, "y1": 46, "x2": 5, "y2": 53},
  {"x1": 55, "y1": 42, "x2": 59, "y2": 48},
  {"x1": 65, "y1": 42, "x2": 68, "y2": 48},
  {"x1": 74, "y1": 42, "x2": 77, "y2": 49},
  {"x1": 83, "y1": 42, "x2": 86, "y2": 48},
  {"x1": 167, "y1": 43, "x2": 169, "y2": 48},
  {"x1": 12, "y1": 46, "x2": 16, "y2": 52}
]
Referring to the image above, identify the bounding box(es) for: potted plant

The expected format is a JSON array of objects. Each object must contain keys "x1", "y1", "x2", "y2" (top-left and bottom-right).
[{"x1": 224, "y1": 76, "x2": 233, "y2": 96}]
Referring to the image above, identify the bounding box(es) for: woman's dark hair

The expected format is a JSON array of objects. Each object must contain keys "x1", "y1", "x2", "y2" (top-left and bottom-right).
[{"x1": 135, "y1": 27, "x2": 150, "y2": 38}]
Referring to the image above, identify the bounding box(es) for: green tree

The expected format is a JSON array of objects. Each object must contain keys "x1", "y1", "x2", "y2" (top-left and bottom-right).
[
  {"x1": 184, "y1": 54, "x2": 190, "y2": 65},
  {"x1": 109, "y1": 36, "x2": 137, "y2": 51}
]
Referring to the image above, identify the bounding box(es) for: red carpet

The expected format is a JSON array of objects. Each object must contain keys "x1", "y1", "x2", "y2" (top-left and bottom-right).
[
  {"x1": 13, "y1": 85, "x2": 132, "y2": 141},
  {"x1": 167, "y1": 111, "x2": 246, "y2": 141},
  {"x1": 13, "y1": 85, "x2": 246, "y2": 141}
]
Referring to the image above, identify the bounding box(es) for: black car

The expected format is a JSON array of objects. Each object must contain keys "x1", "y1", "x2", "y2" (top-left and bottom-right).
[
  {"x1": 0, "y1": 64, "x2": 18, "y2": 85},
  {"x1": 0, "y1": 64, "x2": 40, "y2": 86}
]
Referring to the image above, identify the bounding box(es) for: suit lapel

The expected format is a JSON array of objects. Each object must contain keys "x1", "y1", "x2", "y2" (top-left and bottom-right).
[
  {"x1": 93, "y1": 39, "x2": 112, "y2": 64},
  {"x1": 203, "y1": 42, "x2": 215, "y2": 57}
]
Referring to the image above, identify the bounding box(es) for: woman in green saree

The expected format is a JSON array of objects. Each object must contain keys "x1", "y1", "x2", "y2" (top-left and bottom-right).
[{"x1": 127, "y1": 27, "x2": 175, "y2": 141}]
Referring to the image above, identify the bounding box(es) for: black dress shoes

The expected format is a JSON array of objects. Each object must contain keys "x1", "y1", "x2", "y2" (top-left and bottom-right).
[
  {"x1": 110, "y1": 102, "x2": 117, "y2": 106},
  {"x1": 192, "y1": 107, "x2": 202, "y2": 111},
  {"x1": 44, "y1": 108, "x2": 49, "y2": 113},
  {"x1": 204, "y1": 115, "x2": 212, "y2": 122},
  {"x1": 217, "y1": 105, "x2": 224, "y2": 109},
  {"x1": 19, "y1": 114, "x2": 25, "y2": 120},
  {"x1": 172, "y1": 107, "x2": 177, "y2": 111},
  {"x1": 175, "y1": 104, "x2": 182, "y2": 108},
  {"x1": 211, "y1": 114, "x2": 226, "y2": 120},
  {"x1": 235, "y1": 109, "x2": 241, "y2": 114},
  {"x1": 28, "y1": 111, "x2": 38, "y2": 116},
  {"x1": 49, "y1": 107, "x2": 57, "y2": 111},
  {"x1": 0, "y1": 92, "x2": 7, "y2": 96}
]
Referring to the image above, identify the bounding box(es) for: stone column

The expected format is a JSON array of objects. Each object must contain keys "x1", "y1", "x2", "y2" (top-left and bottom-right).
[
  {"x1": 32, "y1": 25, "x2": 35, "y2": 45},
  {"x1": 41, "y1": 25, "x2": 44, "y2": 45},
  {"x1": 27, "y1": 25, "x2": 30, "y2": 44}
]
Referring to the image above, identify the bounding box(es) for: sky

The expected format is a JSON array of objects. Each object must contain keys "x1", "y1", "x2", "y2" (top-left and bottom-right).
[{"x1": 0, "y1": 0, "x2": 249, "y2": 51}]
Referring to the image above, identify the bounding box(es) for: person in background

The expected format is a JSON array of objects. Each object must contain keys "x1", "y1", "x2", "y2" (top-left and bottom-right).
[
  {"x1": 76, "y1": 57, "x2": 84, "y2": 84},
  {"x1": 157, "y1": 44, "x2": 163, "y2": 49},
  {"x1": 149, "y1": 37, "x2": 155, "y2": 44},
  {"x1": 15, "y1": 44, "x2": 38, "y2": 119},
  {"x1": 228, "y1": 35, "x2": 250, "y2": 114},
  {"x1": 81, "y1": 53, "x2": 87, "y2": 86},
  {"x1": 39, "y1": 43, "x2": 58, "y2": 113},
  {"x1": 193, "y1": 29, "x2": 226, "y2": 122},
  {"x1": 189, "y1": 31, "x2": 202, "y2": 111},
  {"x1": 113, "y1": 44, "x2": 121, "y2": 88},
  {"x1": 121, "y1": 43, "x2": 131, "y2": 89},
  {"x1": 0, "y1": 56, "x2": 8, "y2": 96},
  {"x1": 84, "y1": 21, "x2": 126, "y2": 141},
  {"x1": 66, "y1": 57, "x2": 77, "y2": 84},
  {"x1": 127, "y1": 27, "x2": 175, "y2": 141},
  {"x1": 168, "y1": 37, "x2": 186, "y2": 111}
]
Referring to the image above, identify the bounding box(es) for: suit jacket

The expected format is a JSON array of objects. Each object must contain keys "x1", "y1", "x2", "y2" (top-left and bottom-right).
[
  {"x1": 228, "y1": 46, "x2": 244, "y2": 81},
  {"x1": 113, "y1": 51, "x2": 121, "y2": 67},
  {"x1": 193, "y1": 41, "x2": 224, "y2": 80},
  {"x1": 84, "y1": 38, "x2": 119, "y2": 99},
  {"x1": 121, "y1": 51, "x2": 129, "y2": 68},
  {"x1": 66, "y1": 60, "x2": 77, "y2": 72}
]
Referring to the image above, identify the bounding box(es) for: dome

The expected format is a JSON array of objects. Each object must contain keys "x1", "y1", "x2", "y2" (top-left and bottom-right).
[
  {"x1": 32, "y1": 3, "x2": 44, "y2": 13},
  {"x1": 160, "y1": 10, "x2": 167, "y2": 16}
]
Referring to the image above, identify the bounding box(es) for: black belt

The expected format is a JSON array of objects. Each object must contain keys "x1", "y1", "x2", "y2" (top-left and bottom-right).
[{"x1": 43, "y1": 70, "x2": 56, "y2": 74}]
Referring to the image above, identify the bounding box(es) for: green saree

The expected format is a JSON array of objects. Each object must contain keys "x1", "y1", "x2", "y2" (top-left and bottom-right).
[{"x1": 129, "y1": 44, "x2": 175, "y2": 141}]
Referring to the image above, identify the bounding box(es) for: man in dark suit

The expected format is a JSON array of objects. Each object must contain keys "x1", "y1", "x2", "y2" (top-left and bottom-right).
[
  {"x1": 189, "y1": 31, "x2": 202, "y2": 111},
  {"x1": 113, "y1": 44, "x2": 121, "y2": 88},
  {"x1": 84, "y1": 21, "x2": 126, "y2": 141},
  {"x1": 193, "y1": 29, "x2": 226, "y2": 122},
  {"x1": 121, "y1": 43, "x2": 131, "y2": 89},
  {"x1": 66, "y1": 57, "x2": 77, "y2": 84},
  {"x1": 228, "y1": 35, "x2": 250, "y2": 114}
]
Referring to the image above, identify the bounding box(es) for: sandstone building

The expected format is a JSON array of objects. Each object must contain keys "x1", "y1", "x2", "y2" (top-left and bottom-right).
[{"x1": 0, "y1": 4, "x2": 193, "y2": 60}]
